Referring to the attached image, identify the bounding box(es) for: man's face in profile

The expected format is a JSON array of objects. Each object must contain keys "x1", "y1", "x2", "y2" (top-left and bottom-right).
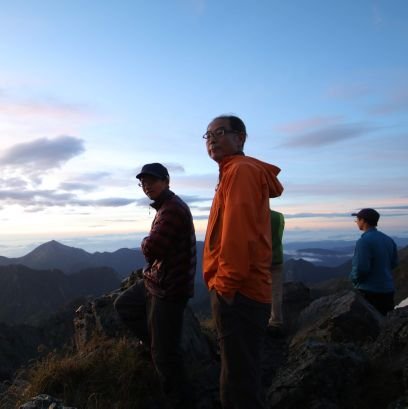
[{"x1": 205, "y1": 118, "x2": 244, "y2": 163}]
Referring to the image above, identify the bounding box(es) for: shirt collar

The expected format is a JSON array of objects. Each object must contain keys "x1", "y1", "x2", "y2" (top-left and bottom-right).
[{"x1": 150, "y1": 189, "x2": 173, "y2": 210}]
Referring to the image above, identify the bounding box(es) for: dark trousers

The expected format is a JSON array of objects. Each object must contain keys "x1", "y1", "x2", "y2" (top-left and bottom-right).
[
  {"x1": 358, "y1": 289, "x2": 395, "y2": 315},
  {"x1": 114, "y1": 279, "x2": 148, "y2": 340},
  {"x1": 210, "y1": 290, "x2": 270, "y2": 409},
  {"x1": 114, "y1": 282, "x2": 191, "y2": 407},
  {"x1": 146, "y1": 294, "x2": 190, "y2": 404}
]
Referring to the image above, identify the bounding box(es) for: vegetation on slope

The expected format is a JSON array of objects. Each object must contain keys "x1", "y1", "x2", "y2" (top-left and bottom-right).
[{"x1": 13, "y1": 336, "x2": 163, "y2": 409}]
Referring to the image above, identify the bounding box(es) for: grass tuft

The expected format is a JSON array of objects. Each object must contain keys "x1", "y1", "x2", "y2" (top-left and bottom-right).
[{"x1": 16, "y1": 336, "x2": 162, "y2": 409}]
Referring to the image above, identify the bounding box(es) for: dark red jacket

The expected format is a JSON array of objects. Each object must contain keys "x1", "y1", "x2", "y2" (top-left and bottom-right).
[{"x1": 142, "y1": 189, "x2": 196, "y2": 299}]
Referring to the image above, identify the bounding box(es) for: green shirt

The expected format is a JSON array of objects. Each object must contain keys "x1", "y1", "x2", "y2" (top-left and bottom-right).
[{"x1": 270, "y1": 210, "x2": 284, "y2": 265}]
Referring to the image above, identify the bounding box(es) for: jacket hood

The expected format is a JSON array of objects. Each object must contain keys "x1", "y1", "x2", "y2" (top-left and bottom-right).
[{"x1": 220, "y1": 155, "x2": 283, "y2": 198}]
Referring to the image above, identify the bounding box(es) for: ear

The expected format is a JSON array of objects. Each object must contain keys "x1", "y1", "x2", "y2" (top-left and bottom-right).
[{"x1": 236, "y1": 132, "x2": 246, "y2": 150}]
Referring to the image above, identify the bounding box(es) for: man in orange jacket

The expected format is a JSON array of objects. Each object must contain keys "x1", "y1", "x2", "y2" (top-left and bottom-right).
[{"x1": 202, "y1": 115, "x2": 284, "y2": 409}]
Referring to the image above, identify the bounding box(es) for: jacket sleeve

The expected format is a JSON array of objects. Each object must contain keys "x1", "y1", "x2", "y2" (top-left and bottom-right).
[
  {"x1": 350, "y1": 239, "x2": 371, "y2": 284},
  {"x1": 141, "y1": 203, "x2": 185, "y2": 263},
  {"x1": 391, "y1": 241, "x2": 399, "y2": 270},
  {"x1": 214, "y1": 165, "x2": 270, "y2": 298}
]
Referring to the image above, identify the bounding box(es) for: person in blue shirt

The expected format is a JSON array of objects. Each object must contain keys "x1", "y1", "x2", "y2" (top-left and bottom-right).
[{"x1": 350, "y1": 208, "x2": 399, "y2": 315}]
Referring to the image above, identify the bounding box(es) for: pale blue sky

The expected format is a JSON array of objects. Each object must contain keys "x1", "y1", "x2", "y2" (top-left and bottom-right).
[{"x1": 0, "y1": 0, "x2": 407, "y2": 256}]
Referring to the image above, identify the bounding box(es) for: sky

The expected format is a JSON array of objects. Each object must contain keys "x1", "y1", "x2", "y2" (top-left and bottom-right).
[{"x1": 0, "y1": 0, "x2": 407, "y2": 257}]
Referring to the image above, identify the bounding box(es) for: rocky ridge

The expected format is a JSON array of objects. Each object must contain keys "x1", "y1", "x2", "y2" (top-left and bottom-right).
[
  {"x1": 4, "y1": 245, "x2": 408, "y2": 409},
  {"x1": 14, "y1": 282, "x2": 408, "y2": 409}
]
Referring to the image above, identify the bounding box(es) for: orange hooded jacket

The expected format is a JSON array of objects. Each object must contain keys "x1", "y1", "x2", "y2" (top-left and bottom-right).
[{"x1": 203, "y1": 155, "x2": 284, "y2": 303}]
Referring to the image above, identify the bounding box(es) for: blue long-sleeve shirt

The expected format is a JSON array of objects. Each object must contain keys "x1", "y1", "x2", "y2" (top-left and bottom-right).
[{"x1": 350, "y1": 227, "x2": 398, "y2": 293}]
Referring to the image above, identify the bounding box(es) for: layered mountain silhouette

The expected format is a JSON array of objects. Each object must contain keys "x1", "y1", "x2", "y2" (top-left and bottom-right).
[
  {"x1": 0, "y1": 264, "x2": 121, "y2": 325},
  {"x1": 0, "y1": 240, "x2": 350, "y2": 281},
  {"x1": 1, "y1": 240, "x2": 406, "y2": 327},
  {"x1": 0, "y1": 240, "x2": 205, "y2": 279},
  {"x1": 284, "y1": 257, "x2": 351, "y2": 284},
  {"x1": 0, "y1": 240, "x2": 145, "y2": 277},
  {"x1": 0, "y1": 240, "x2": 353, "y2": 324}
]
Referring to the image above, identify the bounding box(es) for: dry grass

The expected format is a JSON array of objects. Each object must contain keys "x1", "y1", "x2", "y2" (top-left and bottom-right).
[{"x1": 15, "y1": 336, "x2": 162, "y2": 409}]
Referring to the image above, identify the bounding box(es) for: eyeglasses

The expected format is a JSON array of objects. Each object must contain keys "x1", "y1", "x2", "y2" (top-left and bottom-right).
[
  {"x1": 138, "y1": 178, "x2": 161, "y2": 188},
  {"x1": 202, "y1": 126, "x2": 241, "y2": 140}
]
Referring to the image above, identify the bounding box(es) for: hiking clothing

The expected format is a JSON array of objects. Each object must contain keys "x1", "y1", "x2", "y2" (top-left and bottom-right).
[
  {"x1": 142, "y1": 189, "x2": 196, "y2": 300},
  {"x1": 269, "y1": 210, "x2": 285, "y2": 327},
  {"x1": 270, "y1": 210, "x2": 284, "y2": 265},
  {"x1": 203, "y1": 155, "x2": 283, "y2": 303},
  {"x1": 358, "y1": 289, "x2": 395, "y2": 316},
  {"x1": 210, "y1": 290, "x2": 270, "y2": 409},
  {"x1": 350, "y1": 227, "x2": 398, "y2": 293},
  {"x1": 114, "y1": 279, "x2": 148, "y2": 341},
  {"x1": 269, "y1": 263, "x2": 284, "y2": 327},
  {"x1": 146, "y1": 293, "x2": 193, "y2": 407},
  {"x1": 115, "y1": 286, "x2": 192, "y2": 408},
  {"x1": 116, "y1": 185, "x2": 196, "y2": 409}
]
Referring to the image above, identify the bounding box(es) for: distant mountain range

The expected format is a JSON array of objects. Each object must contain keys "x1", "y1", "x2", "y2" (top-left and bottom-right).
[
  {"x1": 1, "y1": 238, "x2": 407, "y2": 277},
  {"x1": 0, "y1": 264, "x2": 121, "y2": 325},
  {"x1": 284, "y1": 258, "x2": 351, "y2": 284},
  {"x1": 0, "y1": 240, "x2": 145, "y2": 277},
  {"x1": 284, "y1": 247, "x2": 353, "y2": 267},
  {"x1": 284, "y1": 237, "x2": 408, "y2": 266},
  {"x1": 284, "y1": 237, "x2": 408, "y2": 251},
  {"x1": 0, "y1": 239, "x2": 406, "y2": 326}
]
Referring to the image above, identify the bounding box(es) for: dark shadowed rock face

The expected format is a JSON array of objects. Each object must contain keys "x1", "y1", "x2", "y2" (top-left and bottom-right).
[
  {"x1": 265, "y1": 291, "x2": 408, "y2": 409},
  {"x1": 282, "y1": 281, "x2": 311, "y2": 334},
  {"x1": 19, "y1": 394, "x2": 76, "y2": 409},
  {"x1": 267, "y1": 340, "x2": 368, "y2": 409},
  {"x1": 0, "y1": 264, "x2": 120, "y2": 325},
  {"x1": 73, "y1": 271, "x2": 220, "y2": 409},
  {"x1": 8, "y1": 272, "x2": 408, "y2": 409},
  {"x1": 0, "y1": 324, "x2": 44, "y2": 381},
  {"x1": 363, "y1": 307, "x2": 408, "y2": 407},
  {"x1": 73, "y1": 271, "x2": 213, "y2": 364},
  {"x1": 291, "y1": 290, "x2": 383, "y2": 347},
  {"x1": 394, "y1": 246, "x2": 408, "y2": 304}
]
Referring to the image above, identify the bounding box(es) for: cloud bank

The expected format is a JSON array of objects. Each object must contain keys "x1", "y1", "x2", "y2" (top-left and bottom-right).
[{"x1": 1, "y1": 135, "x2": 85, "y2": 171}]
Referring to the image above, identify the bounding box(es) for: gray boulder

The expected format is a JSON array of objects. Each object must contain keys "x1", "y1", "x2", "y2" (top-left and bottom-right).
[
  {"x1": 267, "y1": 340, "x2": 367, "y2": 409},
  {"x1": 291, "y1": 289, "x2": 383, "y2": 348},
  {"x1": 266, "y1": 290, "x2": 408, "y2": 409},
  {"x1": 19, "y1": 394, "x2": 76, "y2": 409},
  {"x1": 282, "y1": 281, "x2": 311, "y2": 334}
]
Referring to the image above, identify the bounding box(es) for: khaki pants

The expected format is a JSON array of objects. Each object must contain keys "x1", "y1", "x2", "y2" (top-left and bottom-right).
[{"x1": 269, "y1": 263, "x2": 284, "y2": 327}]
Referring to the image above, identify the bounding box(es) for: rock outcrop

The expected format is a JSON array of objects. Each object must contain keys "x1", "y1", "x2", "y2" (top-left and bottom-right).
[
  {"x1": 19, "y1": 394, "x2": 77, "y2": 409},
  {"x1": 10, "y1": 278, "x2": 408, "y2": 409},
  {"x1": 265, "y1": 290, "x2": 408, "y2": 409},
  {"x1": 73, "y1": 270, "x2": 219, "y2": 409}
]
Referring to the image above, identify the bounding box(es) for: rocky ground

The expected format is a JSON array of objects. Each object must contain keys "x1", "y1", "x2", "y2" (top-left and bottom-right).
[{"x1": 3, "y1": 273, "x2": 408, "y2": 409}]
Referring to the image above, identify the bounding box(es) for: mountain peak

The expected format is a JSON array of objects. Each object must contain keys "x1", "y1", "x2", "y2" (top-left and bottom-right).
[
  {"x1": 39, "y1": 240, "x2": 76, "y2": 250},
  {"x1": 21, "y1": 240, "x2": 91, "y2": 270}
]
